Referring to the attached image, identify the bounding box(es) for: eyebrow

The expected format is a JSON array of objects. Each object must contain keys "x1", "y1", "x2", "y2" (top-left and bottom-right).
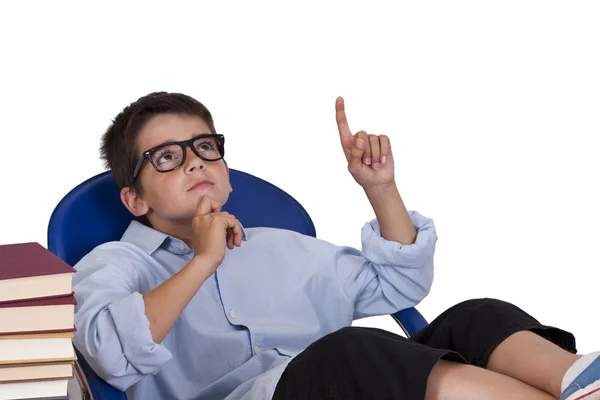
[{"x1": 153, "y1": 132, "x2": 214, "y2": 148}]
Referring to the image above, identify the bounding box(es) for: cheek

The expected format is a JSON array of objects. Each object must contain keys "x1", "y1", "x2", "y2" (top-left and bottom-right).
[
  {"x1": 143, "y1": 176, "x2": 183, "y2": 208},
  {"x1": 214, "y1": 166, "x2": 232, "y2": 191}
]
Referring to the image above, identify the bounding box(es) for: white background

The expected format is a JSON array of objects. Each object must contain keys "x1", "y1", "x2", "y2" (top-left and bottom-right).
[{"x1": 1, "y1": 2, "x2": 598, "y2": 355}]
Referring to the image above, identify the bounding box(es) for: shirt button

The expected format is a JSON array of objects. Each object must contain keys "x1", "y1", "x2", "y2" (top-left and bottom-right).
[
  {"x1": 254, "y1": 346, "x2": 260, "y2": 355},
  {"x1": 178, "y1": 243, "x2": 185, "y2": 251},
  {"x1": 228, "y1": 310, "x2": 237, "y2": 319}
]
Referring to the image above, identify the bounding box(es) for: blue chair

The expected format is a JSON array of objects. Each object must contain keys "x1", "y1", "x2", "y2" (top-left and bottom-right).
[{"x1": 47, "y1": 170, "x2": 428, "y2": 400}]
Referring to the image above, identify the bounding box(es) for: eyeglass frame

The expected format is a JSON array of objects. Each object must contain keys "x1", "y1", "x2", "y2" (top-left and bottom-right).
[{"x1": 132, "y1": 134, "x2": 226, "y2": 182}]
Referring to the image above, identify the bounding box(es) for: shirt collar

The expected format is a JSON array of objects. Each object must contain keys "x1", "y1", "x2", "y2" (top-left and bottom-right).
[{"x1": 121, "y1": 220, "x2": 248, "y2": 256}]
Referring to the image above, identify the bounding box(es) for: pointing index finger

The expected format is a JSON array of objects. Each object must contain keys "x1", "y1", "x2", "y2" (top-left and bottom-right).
[
  {"x1": 336, "y1": 97, "x2": 354, "y2": 160},
  {"x1": 335, "y1": 96, "x2": 353, "y2": 141}
]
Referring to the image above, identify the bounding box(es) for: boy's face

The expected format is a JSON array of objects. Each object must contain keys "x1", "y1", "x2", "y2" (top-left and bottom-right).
[{"x1": 122, "y1": 113, "x2": 232, "y2": 226}]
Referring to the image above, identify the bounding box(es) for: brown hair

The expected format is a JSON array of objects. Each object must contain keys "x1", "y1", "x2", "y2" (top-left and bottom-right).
[{"x1": 100, "y1": 91, "x2": 217, "y2": 194}]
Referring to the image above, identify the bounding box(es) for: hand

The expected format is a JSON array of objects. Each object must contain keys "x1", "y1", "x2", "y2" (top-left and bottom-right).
[
  {"x1": 191, "y1": 196, "x2": 243, "y2": 269},
  {"x1": 335, "y1": 96, "x2": 395, "y2": 189}
]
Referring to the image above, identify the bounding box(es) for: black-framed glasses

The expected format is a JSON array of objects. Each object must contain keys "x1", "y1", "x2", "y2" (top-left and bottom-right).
[{"x1": 133, "y1": 134, "x2": 225, "y2": 182}]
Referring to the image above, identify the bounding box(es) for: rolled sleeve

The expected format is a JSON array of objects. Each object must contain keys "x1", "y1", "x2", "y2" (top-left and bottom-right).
[
  {"x1": 107, "y1": 292, "x2": 173, "y2": 374},
  {"x1": 361, "y1": 210, "x2": 438, "y2": 268},
  {"x1": 332, "y1": 210, "x2": 438, "y2": 319},
  {"x1": 72, "y1": 252, "x2": 173, "y2": 391}
]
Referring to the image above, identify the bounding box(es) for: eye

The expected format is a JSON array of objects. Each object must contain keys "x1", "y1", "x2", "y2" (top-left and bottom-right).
[
  {"x1": 153, "y1": 148, "x2": 181, "y2": 165},
  {"x1": 157, "y1": 152, "x2": 174, "y2": 164},
  {"x1": 196, "y1": 140, "x2": 215, "y2": 152}
]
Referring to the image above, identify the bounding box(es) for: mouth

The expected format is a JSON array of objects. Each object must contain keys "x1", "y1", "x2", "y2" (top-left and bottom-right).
[{"x1": 188, "y1": 180, "x2": 214, "y2": 191}]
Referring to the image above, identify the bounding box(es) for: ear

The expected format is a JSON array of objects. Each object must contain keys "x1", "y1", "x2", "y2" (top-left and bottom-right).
[{"x1": 120, "y1": 186, "x2": 150, "y2": 217}]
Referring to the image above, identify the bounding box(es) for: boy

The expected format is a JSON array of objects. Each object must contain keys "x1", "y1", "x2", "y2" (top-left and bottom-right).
[{"x1": 72, "y1": 92, "x2": 599, "y2": 400}]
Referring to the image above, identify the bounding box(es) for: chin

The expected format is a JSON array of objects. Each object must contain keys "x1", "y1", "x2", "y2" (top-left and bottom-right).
[{"x1": 190, "y1": 189, "x2": 226, "y2": 202}]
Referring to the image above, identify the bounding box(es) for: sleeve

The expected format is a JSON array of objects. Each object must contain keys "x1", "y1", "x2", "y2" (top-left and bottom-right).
[
  {"x1": 331, "y1": 210, "x2": 437, "y2": 319},
  {"x1": 72, "y1": 250, "x2": 173, "y2": 391}
]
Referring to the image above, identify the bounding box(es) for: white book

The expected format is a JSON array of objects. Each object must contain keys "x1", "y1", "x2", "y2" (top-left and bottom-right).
[
  {"x1": 0, "y1": 379, "x2": 68, "y2": 400},
  {"x1": 0, "y1": 337, "x2": 75, "y2": 364}
]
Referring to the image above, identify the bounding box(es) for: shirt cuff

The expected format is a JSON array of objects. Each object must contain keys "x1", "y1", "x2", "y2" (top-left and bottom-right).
[
  {"x1": 360, "y1": 210, "x2": 438, "y2": 268},
  {"x1": 107, "y1": 292, "x2": 173, "y2": 375}
]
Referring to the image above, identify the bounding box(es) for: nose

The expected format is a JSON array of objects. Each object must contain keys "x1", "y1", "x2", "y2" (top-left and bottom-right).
[{"x1": 183, "y1": 146, "x2": 205, "y2": 172}]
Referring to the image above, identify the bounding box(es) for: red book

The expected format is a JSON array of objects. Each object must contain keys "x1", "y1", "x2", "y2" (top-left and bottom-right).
[
  {"x1": 0, "y1": 295, "x2": 77, "y2": 336},
  {"x1": 0, "y1": 242, "x2": 75, "y2": 304}
]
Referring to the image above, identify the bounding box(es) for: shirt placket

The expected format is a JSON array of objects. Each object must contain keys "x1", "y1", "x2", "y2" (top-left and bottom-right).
[{"x1": 215, "y1": 268, "x2": 262, "y2": 357}]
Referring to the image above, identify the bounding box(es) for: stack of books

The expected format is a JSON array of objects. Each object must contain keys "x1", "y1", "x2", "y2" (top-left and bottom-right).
[{"x1": 0, "y1": 242, "x2": 79, "y2": 400}]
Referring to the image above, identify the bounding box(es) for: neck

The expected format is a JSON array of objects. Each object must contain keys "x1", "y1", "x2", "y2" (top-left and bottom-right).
[{"x1": 148, "y1": 216, "x2": 195, "y2": 249}]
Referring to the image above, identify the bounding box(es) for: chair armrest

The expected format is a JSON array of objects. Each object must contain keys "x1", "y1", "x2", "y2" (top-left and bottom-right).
[
  {"x1": 391, "y1": 307, "x2": 428, "y2": 337},
  {"x1": 74, "y1": 347, "x2": 128, "y2": 400}
]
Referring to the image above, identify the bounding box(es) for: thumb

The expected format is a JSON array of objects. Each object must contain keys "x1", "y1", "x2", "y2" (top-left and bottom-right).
[{"x1": 347, "y1": 138, "x2": 365, "y2": 176}]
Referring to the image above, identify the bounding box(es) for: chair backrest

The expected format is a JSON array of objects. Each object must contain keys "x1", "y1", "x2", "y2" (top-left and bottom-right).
[
  {"x1": 48, "y1": 170, "x2": 316, "y2": 266},
  {"x1": 46, "y1": 169, "x2": 426, "y2": 400}
]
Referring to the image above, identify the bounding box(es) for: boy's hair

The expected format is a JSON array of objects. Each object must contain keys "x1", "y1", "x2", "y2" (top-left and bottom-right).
[{"x1": 100, "y1": 92, "x2": 217, "y2": 194}]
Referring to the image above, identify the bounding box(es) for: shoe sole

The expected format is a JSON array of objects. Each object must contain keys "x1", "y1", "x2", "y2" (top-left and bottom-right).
[{"x1": 565, "y1": 379, "x2": 600, "y2": 400}]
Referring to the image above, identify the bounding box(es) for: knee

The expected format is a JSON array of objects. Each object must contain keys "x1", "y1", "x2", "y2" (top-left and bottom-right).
[
  {"x1": 448, "y1": 298, "x2": 518, "y2": 319},
  {"x1": 455, "y1": 297, "x2": 507, "y2": 308}
]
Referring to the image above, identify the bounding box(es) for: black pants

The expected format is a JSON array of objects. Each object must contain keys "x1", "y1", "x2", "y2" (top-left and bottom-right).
[{"x1": 272, "y1": 298, "x2": 577, "y2": 400}]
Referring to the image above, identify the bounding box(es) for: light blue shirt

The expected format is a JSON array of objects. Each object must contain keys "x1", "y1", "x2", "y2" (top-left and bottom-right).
[{"x1": 72, "y1": 210, "x2": 437, "y2": 400}]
